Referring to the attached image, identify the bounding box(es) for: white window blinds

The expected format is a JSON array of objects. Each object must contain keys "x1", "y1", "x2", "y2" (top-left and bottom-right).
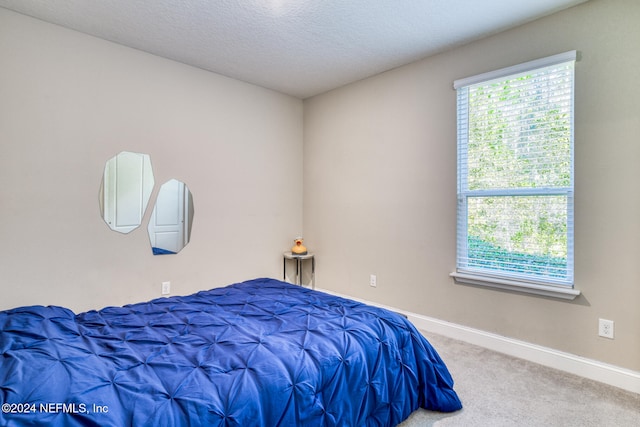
[{"x1": 455, "y1": 51, "x2": 575, "y2": 287}]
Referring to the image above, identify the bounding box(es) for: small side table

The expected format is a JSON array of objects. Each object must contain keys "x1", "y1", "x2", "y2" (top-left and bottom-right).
[{"x1": 283, "y1": 252, "x2": 315, "y2": 289}]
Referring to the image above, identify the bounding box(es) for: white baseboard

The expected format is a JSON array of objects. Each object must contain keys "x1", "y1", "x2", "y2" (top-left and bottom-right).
[
  {"x1": 317, "y1": 287, "x2": 640, "y2": 395},
  {"x1": 406, "y1": 312, "x2": 640, "y2": 395}
]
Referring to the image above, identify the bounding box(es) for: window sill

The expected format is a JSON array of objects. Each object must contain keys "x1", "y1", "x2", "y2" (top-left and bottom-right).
[{"x1": 450, "y1": 272, "x2": 581, "y2": 300}]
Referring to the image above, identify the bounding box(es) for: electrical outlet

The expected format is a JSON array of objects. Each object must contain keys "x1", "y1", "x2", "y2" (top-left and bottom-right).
[
  {"x1": 598, "y1": 318, "x2": 614, "y2": 339},
  {"x1": 161, "y1": 281, "x2": 171, "y2": 295},
  {"x1": 370, "y1": 274, "x2": 377, "y2": 287}
]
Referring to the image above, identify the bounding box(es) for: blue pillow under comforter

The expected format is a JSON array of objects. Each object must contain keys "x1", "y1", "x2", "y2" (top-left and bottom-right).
[{"x1": 0, "y1": 278, "x2": 461, "y2": 426}]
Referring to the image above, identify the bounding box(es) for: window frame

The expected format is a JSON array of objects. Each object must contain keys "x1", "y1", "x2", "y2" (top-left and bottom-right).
[{"x1": 450, "y1": 51, "x2": 580, "y2": 300}]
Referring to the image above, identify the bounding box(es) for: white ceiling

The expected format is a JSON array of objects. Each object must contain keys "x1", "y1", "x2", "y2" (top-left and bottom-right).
[{"x1": 0, "y1": 0, "x2": 589, "y2": 99}]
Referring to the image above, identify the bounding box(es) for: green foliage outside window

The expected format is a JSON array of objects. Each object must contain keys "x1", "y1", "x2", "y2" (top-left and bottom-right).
[{"x1": 464, "y1": 70, "x2": 572, "y2": 278}]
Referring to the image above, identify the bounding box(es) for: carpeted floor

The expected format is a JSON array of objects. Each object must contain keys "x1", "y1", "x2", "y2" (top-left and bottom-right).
[{"x1": 399, "y1": 332, "x2": 640, "y2": 426}]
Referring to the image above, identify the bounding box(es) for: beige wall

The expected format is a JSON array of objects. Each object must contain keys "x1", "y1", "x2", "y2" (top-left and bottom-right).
[
  {"x1": 0, "y1": 8, "x2": 303, "y2": 312},
  {"x1": 304, "y1": 0, "x2": 640, "y2": 371}
]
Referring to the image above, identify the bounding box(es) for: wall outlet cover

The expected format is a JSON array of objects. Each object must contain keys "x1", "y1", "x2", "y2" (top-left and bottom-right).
[
  {"x1": 162, "y1": 281, "x2": 171, "y2": 295},
  {"x1": 598, "y1": 318, "x2": 614, "y2": 339}
]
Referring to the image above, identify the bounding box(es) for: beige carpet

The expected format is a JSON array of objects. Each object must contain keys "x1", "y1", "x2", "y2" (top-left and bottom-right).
[{"x1": 399, "y1": 332, "x2": 640, "y2": 426}]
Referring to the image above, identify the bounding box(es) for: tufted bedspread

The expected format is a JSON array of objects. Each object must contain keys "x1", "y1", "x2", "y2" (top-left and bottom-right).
[{"x1": 0, "y1": 278, "x2": 461, "y2": 426}]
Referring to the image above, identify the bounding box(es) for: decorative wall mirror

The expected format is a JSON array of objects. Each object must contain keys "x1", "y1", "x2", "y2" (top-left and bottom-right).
[
  {"x1": 99, "y1": 151, "x2": 155, "y2": 234},
  {"x1": 147, "y1": 179, "x2": 194, "y2": 255}
]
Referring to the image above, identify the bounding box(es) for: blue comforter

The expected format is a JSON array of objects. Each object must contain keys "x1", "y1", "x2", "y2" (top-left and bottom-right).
[{"x1": 1, "y1": 278, "x2": 461, "y2": 426}]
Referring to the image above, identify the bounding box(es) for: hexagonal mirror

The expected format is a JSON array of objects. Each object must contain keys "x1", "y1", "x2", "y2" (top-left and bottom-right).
[
  {"x1": 147, "y1": 179, "x2": 194, "y2": 255},
  {"x1": 99, "y1": 151, "x2": 155, "y2": 234}
]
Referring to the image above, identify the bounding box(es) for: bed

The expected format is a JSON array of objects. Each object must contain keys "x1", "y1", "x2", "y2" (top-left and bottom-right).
[{"x1": 0, "y1": 278, "x2": 461, "y2": 426}]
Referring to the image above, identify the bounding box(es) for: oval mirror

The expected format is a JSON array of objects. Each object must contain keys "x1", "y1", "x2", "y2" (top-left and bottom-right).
[
  {"x1": 99, "y1": 151, "x2": 155, "y2": 234},
  {"x1": 147, "y1": 179, "x2": 194, "y2": 255}
]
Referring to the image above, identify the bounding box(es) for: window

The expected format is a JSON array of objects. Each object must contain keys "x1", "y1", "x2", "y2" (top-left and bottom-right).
[{"x1": 451, "y1": 51, "x2": 579, "y2": 299}]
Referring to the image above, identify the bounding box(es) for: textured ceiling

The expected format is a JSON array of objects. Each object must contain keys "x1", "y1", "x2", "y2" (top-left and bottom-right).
[{"x1": 0, "y1": 0, "x2": 589, "y2": 98}]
